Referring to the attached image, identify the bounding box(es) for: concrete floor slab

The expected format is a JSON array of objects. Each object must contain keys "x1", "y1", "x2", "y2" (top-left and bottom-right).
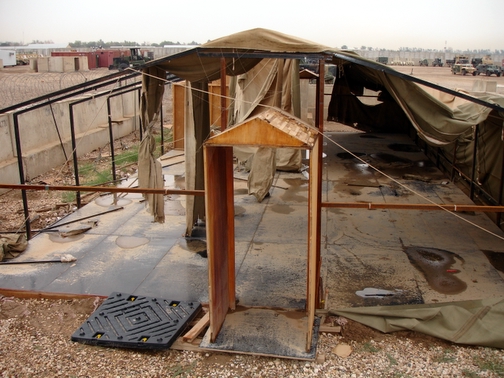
[{"x1": 0, "y1": 131, "x2": 503, "y2": 321}]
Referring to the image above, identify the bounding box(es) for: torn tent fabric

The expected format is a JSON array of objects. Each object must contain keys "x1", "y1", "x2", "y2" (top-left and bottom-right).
[{"x1": 332, "y1": 297, "x2": 504, "y2": 349}]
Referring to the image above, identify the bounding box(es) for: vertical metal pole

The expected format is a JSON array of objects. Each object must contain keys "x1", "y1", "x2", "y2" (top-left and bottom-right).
[
  {"x1": 138, "y1": 88, "x2": 143, "y2": 140},
  {"x1": 497, "y1": 145, "x2": 504, "y2": 226},
  {"x1": 314, "y1": 59, "x2": 324, "y2": 308},
  {"x1": 106, "y1": 97, "x2": 117, "y2": 182},
  {"x1": 13, "y1": 113, "x2": 31, "y2": 240},
  {"x1": 450, "y1": 140, "x2": 458, "y2": 182},
  {"x1": 470, "y1": 125, "x2": 479, "y2": 200},
  {"x1": 69, "y1": 105, "x2": 82, "y2": 208},
  {"x1": 220, "y1": 57, "x2": 227, "y2": 131},
  {"x1": 160, "y1": 103, "x2": 164, "y2": 155}
]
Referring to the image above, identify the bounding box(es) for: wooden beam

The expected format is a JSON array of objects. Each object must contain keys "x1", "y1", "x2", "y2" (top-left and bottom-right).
[{"x1": 182, "y1": 312, "x2": 210, "y2": 342}]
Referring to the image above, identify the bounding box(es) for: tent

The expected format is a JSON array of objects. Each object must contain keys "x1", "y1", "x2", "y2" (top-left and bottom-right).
[{"x1": 138, "y1": 28, "x2": 504, "y2": 351}]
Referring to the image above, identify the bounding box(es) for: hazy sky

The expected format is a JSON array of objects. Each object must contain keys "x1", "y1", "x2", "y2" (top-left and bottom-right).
[{"x1": 1, "y1": 0, "x2": 502, "y2": 51}]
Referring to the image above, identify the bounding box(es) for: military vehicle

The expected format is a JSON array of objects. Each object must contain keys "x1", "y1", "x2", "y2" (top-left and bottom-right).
[
  {"x1": 451, "y1": 63, "x2": 476, "y2": 75},
  {"x1": 474, "y1": 64, "x2": 502, "y2": 77},
  {"x1": 432, "y1": 58, "x2": 443, "y2": 67}
]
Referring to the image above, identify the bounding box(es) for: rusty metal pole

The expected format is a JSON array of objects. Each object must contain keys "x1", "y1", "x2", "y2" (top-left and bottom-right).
[
  {"x1": 106, "y1": 97, "x2": 117, "y2": 183},
  {"x1": 220, "y1": 57, "x2": 227, "y2": 131},
  {"x1": 68, "y1": 104, "x2": 82, "y2": 208},
  {"x1": 12, "y1": 113, "x2": 31, "y2": 240},
  {"x1": 314, "y1": 59, "x2": 325, "y2": 309}
]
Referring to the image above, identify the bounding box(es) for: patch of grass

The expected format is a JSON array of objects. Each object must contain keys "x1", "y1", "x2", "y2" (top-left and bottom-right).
[
  {"x1": 473, "y1": 355, "x2": 504, "y2": 376},
  {"x1": 434, "y1": 348, "x2": 456, "y2": 363},
  {"x1": 62, "y1": 191, "x2": 76, "y2": 203},
  {"x1": 360, "y1": 341, "x2": 381, "y2": 353},
  {"x1": 167, "y1": 361, "x2": 196, "y2": 377},
  {"x1": 387, "y1": 352, "x2": 398, "y2": 366},
  {"x1": 462, "y1": 369, "x2": 480, "y2": 378},
  {"x1": 114, "y1": 146, "x2": 139, "y2": 166}
]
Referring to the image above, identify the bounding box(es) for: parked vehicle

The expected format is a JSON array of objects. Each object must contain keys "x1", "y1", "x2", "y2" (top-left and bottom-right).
[
  {"x1": 474, "y1": 64, "x2": 502, "y2": 77},
  {"x1": 451, "y1": 63, "x2": 476, "y2": 75},
  {"x1": 376, "y1": 57, "x2": 388, "y2": 65},
  {"x1": 432, "y1": 58, "x2": 443, "y2": 67}
]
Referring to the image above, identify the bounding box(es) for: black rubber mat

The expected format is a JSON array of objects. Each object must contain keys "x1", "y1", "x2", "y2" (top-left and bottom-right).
[{"x1": 71, "y1": 292, "x2": 201, "y2": 349}]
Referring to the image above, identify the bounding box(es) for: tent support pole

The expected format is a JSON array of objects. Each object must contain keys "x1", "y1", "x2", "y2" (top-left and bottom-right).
[
  {"x1": 220, "y1": 58, "x2": 227, "y2": 131},
  {"x1": 470, "y1": 125, "x2": 479, "y2": 200},
  {"x1": 497, "y1": 146, "x2": 504, "y2": 226},
  {"x1": 451, "y1": 140, "x2": 458, "y2": 182}
]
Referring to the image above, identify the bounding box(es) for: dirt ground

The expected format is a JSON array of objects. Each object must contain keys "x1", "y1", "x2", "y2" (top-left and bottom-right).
[{"x1": 1, "y1": 66, "x2": 503, "y2": 373}]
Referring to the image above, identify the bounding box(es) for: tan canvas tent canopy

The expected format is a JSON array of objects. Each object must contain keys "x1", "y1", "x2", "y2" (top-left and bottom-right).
[{"x1": 137, "y1": 28, "x2": 504, "y2": 350}]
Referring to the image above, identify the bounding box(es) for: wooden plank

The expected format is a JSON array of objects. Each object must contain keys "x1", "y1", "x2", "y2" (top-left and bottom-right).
[
  {"x1": 182, "y1": 312, "x2": 210, "y2": 342},
  {"x1": 172, "y1": 82, "x2": 185, "y2": 150},
  {"x1": 0, "y1": 288, "x2": 107, "y2": 300},
  {"x1": 225, "y1": 147, "x2": 236, "y2": 309},
  {"x1": 318, "y1": 325, "x2": 342, "y2": 334},
  {"x1": 306, "y1": 135, "x2": 321, "y2": 351}
]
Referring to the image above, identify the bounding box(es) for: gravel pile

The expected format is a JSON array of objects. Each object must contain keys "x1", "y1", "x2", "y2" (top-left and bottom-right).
[{"x1": 1, "y1": 296, "x2": 503, "y2": 377}]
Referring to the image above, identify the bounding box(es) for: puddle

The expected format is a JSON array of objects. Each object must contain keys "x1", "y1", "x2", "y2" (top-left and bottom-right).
[
  {"x1": 95, "y1": 197, "x2": 132, "y2": 207},
  {"x1": 280, "y1": 178, "x2": 308, "y2": 203},
  {"x1": 115, "y1": 236, "x2": 150, "y2": 249},
  {"x1": 359, "y1": 134, "x2": 382, "y2": 139},
  {"x1": 356, "y1": 287, "x2": 403, "y2": 298},
  {"x1": 343, "y1": 162, "x2": 373, "y2": 176},
  {"x1": 369, "y1": 153, "x2": 412, "y2": 165},
  {"x1": 270, "y1": 204, "x2": 295, "y2": 214},
  {"x1": 336, "y1": 152, "x2": 366, "y2": 160},
  {"x1": 49, "y1": 233, "x2": 85, "y2": 243},
  {"x1": 388, "y1": 143, "x2": 422, "y2": 153},
  {"x1": 180, "y1": 238, "x2": 207, "y2": 258},
  {"x1": 235, "y1": 205, "x2": 246, "y2": 216},
  {"x1": 482, "y1": 250, "x2": 504, "y2": 273},
  {"x1": 234, "y1": 188, "x2": 249, "y2": 195},
  {"x1": 164, "y1": 174, "x2": 185, "y2": 190},
  {"x1": 404, "y1": 246, "x2": 467, "y2": 295}
]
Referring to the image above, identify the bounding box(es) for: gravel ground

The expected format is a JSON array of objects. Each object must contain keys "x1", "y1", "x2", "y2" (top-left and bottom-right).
[{"x1": 1, "y1": 296, "x2": 503, "y2": 377}]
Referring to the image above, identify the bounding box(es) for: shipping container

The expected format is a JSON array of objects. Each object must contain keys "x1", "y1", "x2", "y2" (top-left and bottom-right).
[{"x1": 0, "y1": 50, "x2": 17, "y2": 67}]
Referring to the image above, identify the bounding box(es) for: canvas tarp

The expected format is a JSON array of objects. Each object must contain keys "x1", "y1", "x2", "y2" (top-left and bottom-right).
[
  {"x1": 229, "y1": 58, "x2": 302, "y2": 201},
  {"x1": 143, "y1": 28, "x2": 503, "y2": 208},
  {"x1": 138, "y1": 66, "x2": 166, "y2": 223},
  {"x1": 327, "y1": 61, "x2": 504, "y2": 200},
  {"x1": 332, "y1": 297, "x2": 504, "y2": 348}
]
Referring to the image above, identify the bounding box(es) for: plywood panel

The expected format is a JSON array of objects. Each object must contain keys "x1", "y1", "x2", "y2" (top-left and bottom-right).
[
  {"x1": 173, "y1": 82, "x2": 185, "y2": 150},
  {"x1": 204, "y1": 145, "x2": 235, "y2": 342}
]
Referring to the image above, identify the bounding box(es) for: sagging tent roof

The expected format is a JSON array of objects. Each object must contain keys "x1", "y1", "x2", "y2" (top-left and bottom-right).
[
  {"x1": 142, "y1": 27, "x2": 504, "y2": 202},
  {"x1": 145, "y1": 27, "x2": 503, "y2": 142}
]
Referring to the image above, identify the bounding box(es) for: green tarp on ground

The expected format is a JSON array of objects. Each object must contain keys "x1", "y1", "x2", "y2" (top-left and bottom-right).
[{"x1": 332, "y1": 297, "x2": 504, "y2": 348}]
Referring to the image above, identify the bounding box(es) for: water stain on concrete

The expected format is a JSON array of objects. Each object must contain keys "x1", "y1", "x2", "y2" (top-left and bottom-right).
[
  {"x1": 49, "y1": 233, "x2": 85, "y2": 243},
  {"x1": 482, "y1": 250, "x2": 504, "y2": 273},
  {"x1": 115, "y1": 236, "x2": 150, "y2": 249},
  {"x1": 95, "y1": 197, "x2": 132, "y2": 207},
  {"x1": 336, "y1": 152, "x2": 366, "y2": 160},
  {"x1": 270, "y1": 204, "x2": 295, "y2": 214},
  {"x1": 388, "y1": 143, "x2": 422, "y2": 153},
  {"x1": 404, "y1": 246, "x2": 467, "y2": 295},
  {"x1": 281, "y1": 178, "x2": 308, "y2": 203},
  {"x1": 180, "y1": 238, "x2": 207, "y2": 258}
]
